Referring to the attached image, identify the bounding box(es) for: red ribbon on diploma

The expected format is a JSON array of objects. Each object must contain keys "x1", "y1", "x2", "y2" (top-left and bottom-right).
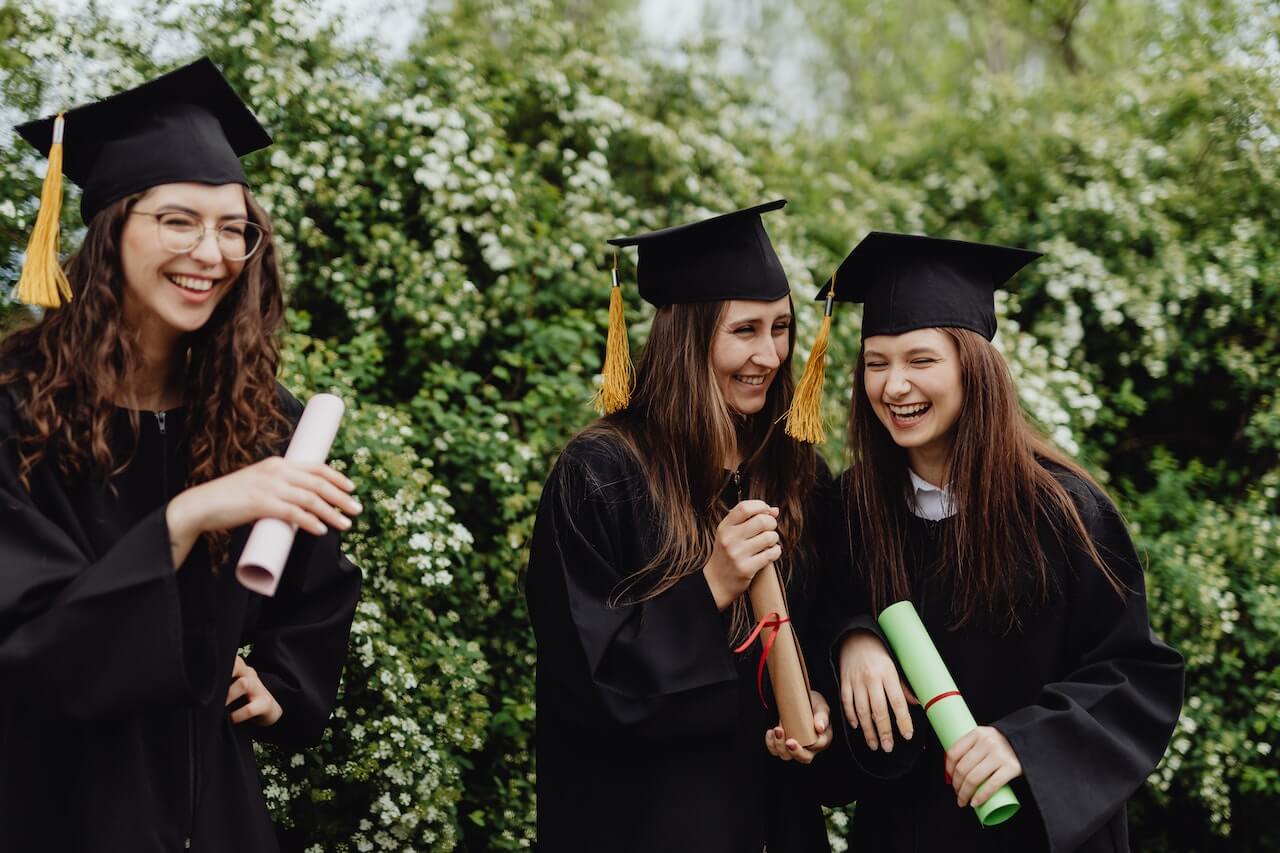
[
  {"x1": 924, "y1": 690, "x2": 961, "y2": 712},
  {"x1": 733, "y1": 611, "x2": 790, "y2": 709}
]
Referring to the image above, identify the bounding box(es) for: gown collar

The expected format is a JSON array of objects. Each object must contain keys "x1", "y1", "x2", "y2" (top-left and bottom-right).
[{"x1": 907, "y1": 468, "x2": 955, "y2": 521}]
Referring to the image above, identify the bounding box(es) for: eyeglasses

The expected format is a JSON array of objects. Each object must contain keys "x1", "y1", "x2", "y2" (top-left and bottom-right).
[{"x1": 129, "y1": 210, "x2": 266, "y2": 261}]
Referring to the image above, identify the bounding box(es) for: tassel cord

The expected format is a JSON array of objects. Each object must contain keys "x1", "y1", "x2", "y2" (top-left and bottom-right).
[{"x1": 16, "y1": 113, "x2": 72, "y2": 309}]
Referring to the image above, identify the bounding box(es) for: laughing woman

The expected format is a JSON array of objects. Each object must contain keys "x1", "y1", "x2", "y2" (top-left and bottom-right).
[
  {"x1": 0, "y1": 61, "x2": 361, "y2": 852},
  {"x1": 526, "y1": 201, "x2": 838, "y2": 853},
  {"x1": 816, "y1": 233, "x2": 1184, "y2": 852}
]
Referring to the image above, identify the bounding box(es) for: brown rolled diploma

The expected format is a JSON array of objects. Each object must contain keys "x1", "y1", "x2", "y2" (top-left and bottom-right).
[{"x1": 747, "y1": 562, "x2": 818, "y2": 747}]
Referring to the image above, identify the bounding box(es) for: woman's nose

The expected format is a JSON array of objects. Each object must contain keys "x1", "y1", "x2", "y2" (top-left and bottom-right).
[
  {"x1": 886, "y1": 367, "x2": 911, "y2": 396},
  {"x1": 753, "y1": 339, "x2": 780, "y2": 369},
  {"x1": 187, "y1": 228, "x2": 224, "y2": 265}
]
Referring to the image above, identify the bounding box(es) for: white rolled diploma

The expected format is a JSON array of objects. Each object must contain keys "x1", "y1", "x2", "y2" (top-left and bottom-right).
[{"x1": 235, "y1": 394, "x2": 346, "y2": 596}]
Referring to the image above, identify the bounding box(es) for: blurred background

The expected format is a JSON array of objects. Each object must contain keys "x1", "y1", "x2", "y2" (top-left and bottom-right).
[{"x1": 1, "y1": 0, "x2": 1277, "y2": 849}]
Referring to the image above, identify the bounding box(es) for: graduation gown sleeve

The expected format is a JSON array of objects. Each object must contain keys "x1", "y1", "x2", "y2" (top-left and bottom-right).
[
  {"x1": 244, "y1": 527, "x2": 362, "y2": 748},
  {"x1": 528, "y1": 437, "x2": 739, "y2": 737},
  {"x1": 991, "y1": 478, "x2": 1185, "y2": 852},
  {"x1": 0, "y1": 401, "x2": 186, "y2": 720},
  {"x1": 816, "y1": 484, "x2": 928, "y2": 789},
  {"x1": 815, "y1": 469, "x2": 890, "y2": 655}
]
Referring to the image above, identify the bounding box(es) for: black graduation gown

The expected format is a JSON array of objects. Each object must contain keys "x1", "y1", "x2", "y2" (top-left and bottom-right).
[
  {"x1": 823, "y1": 466, "x2": 1184, "y2": 853},
  {"x1": 526, "y1": 435, "x2": 835, "y2": 853},
  {"x1": 0, "y1": 385, "x2": 361, "y2": 853}
]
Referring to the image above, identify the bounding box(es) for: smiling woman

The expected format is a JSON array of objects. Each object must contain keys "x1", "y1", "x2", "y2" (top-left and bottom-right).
[
  {"x1": 861, "y1": 329, "x2": 964, "y2": 486},
  {"x1": 120, "y1": 183, "x2": 255, "y2": 336},
  {"x1": 0, "y1": 59, "x2": 361, "y2": 853},
  {"x1": 805, "y1": 231, "x2": 1184, "y2": 853},
  {"x1": 526, "y1": 201, "x2": 844, "y2": 853},
  {"x1": 710, "y1": 297, "x2": 791, "y2": 416}
]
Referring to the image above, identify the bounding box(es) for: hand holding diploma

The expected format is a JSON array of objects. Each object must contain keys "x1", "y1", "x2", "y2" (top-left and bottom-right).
[
  {"x1": 945, "y1": 725, "x2": 1023, "y2": 810},
  {"x1": 703, "y1": 500, "x2": 781, "y2": 611},
  {"x1": 764, "y1": 689, "x2": 832, "y2": 764},
  {"x1": 877, "y1": 601, "x2": 1021, "y2": 827},
  {"x1": 237, "y1": 394, "x2": 348, "y2": 595},
  {"x1": 165, "y1": 396, "x2": 360, "y2": 578},
  {"x1": 166, "y1": 456, "x2": 359, "y2": 567}
]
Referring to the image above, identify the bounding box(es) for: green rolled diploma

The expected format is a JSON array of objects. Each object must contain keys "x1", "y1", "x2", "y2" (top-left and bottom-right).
[{"x1": 877, "y1": 601, "x2": 1020, "y2": 827}]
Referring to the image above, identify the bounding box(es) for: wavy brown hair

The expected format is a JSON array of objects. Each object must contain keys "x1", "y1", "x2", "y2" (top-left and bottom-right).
[
  {"x1": 846, "y1": 327, "x2": 1125, "y2": 632},
  {"x1": 0, "y1": 187, "x2": 291, "y2": 562},
  {"x1": 582, "y1": 298, "x2": 819, "y2": 641}
]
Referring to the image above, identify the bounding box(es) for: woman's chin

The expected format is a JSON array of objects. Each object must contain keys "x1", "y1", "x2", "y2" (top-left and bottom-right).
[{"x1": 158, "y1": 301, "x2": 221, "y2": 335}]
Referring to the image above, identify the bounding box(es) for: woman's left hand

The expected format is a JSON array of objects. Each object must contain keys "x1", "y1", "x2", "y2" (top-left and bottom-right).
[
  {"x1": 763, "y1": 690, "x2": 833, "y2": 764},
  {"x1": 945, "y1": 725, "x2": 1022, "y2": 807},
  {"x1": 225, "y1": 655, "x2": 283, "y2": 726}
]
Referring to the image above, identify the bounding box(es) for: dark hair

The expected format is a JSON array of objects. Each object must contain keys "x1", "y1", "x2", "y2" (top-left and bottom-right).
[
  {"x1": 582, "y1": 298, "x2": 818, "y2": 640},
  {"x1": 846, "y1": 326, "x2": 1125, "y2": 631},
  {"x1": 0, "y1": 187, "x2": 291, "y2": 562}
]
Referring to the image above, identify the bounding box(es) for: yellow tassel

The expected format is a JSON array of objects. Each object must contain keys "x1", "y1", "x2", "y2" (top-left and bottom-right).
[
  {"x1": 593, "y1": 253, "x2": 634, "y2": 415},
  {"x1": 16, "y1": 114, "x2": 72, "y2": 309},
  {"x1": 785, "y1": 283, "x2": 836, "y2": 444}
]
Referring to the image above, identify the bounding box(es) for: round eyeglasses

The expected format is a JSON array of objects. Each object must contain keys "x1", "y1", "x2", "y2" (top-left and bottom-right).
[{"x1": 129, "y1": 210, "x2": 266, "y2": 261}]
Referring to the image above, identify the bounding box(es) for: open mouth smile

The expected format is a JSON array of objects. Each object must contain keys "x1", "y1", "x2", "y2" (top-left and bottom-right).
[
  {"x1": 734, "y1": 374, "x2": 770, "y2": 388},
  {"x1": 887, "y1": 401, "x2": 931, "y2": 426},
  {"x1": 167, "y1": 273, "x2": 217, "y2": 293}
]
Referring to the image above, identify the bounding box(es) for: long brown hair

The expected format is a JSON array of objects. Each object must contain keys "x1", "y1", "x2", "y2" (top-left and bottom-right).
[
  {"x1": 582, "y1": 298, "x2": 818, "y2": 640},
  {"x1": 0, "y1": 187, "x2": 290, "y2": 561},
  {"x1": 846, "y1": 327, "x2": 1124, "y2": 632}
]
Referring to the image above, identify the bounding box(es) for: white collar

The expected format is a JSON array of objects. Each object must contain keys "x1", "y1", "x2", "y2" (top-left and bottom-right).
[{"x1": 908, "y1": 469, "x2": 955, "y2": 521}]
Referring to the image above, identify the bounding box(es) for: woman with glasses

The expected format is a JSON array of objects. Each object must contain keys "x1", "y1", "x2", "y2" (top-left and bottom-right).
[{"x1": 0, "y1": 60, "x2": 362, "y2": 853}]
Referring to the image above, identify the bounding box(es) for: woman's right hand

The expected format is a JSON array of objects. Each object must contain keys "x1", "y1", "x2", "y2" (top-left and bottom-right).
[
  {"x1": 703, "y1": 500, "x2": 781, "y2": 611},
  {"x1": 838, "y1": 629, "x2": 918, "y2": 752},
  {"x1": 165, "y1": 457, "x2": 361, "y2": 568}
]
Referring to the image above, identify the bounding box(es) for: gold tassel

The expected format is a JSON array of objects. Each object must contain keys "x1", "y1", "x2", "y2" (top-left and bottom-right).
[
  {"x1": 785, "y1": 274, "x2": 837, "y2": 444},
  {"x1": 593, "y1": 249, "x2": 634, "y2": 414},
  {"x1": 16, "y1": 114, "x2": 72, "y2": 308}
]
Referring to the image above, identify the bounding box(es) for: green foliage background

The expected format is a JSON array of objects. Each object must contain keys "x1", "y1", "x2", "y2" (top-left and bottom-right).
[{"x1": 1, "y1": 0, "x2": 1276, "y2": 849}]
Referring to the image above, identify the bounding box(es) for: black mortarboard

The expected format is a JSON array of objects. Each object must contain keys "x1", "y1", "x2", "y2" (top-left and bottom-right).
[
  {"x1": 607, "y1": 199, "x2": 790, "y2": 306},
  {"x1": 593, "y1": 200, "x2": 793, "y2": 415},
  {"x1": 816, "y1": 231, "x2": 1042, "y2": 340},
  {"x1": 15, "y1": 58, "x2": 271, "y2": 223},
  {"x1": 785, "y1": 231, "x2": 1041, "y2": 445},
  {"x1": 11, "y1": 58, "x2": 271, "y2": 308}
]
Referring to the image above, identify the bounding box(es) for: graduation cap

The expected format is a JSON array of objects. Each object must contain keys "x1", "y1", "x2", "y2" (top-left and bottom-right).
[
  {"x1": 594, "y1": 200, "x2": 791, "y2": 414},
  {"x1": 784, "y1": 231, "x2": 1042, "y2": 444},
  {"x1": 12, "y1": 58, "x2": 271, "y2": 308}
]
